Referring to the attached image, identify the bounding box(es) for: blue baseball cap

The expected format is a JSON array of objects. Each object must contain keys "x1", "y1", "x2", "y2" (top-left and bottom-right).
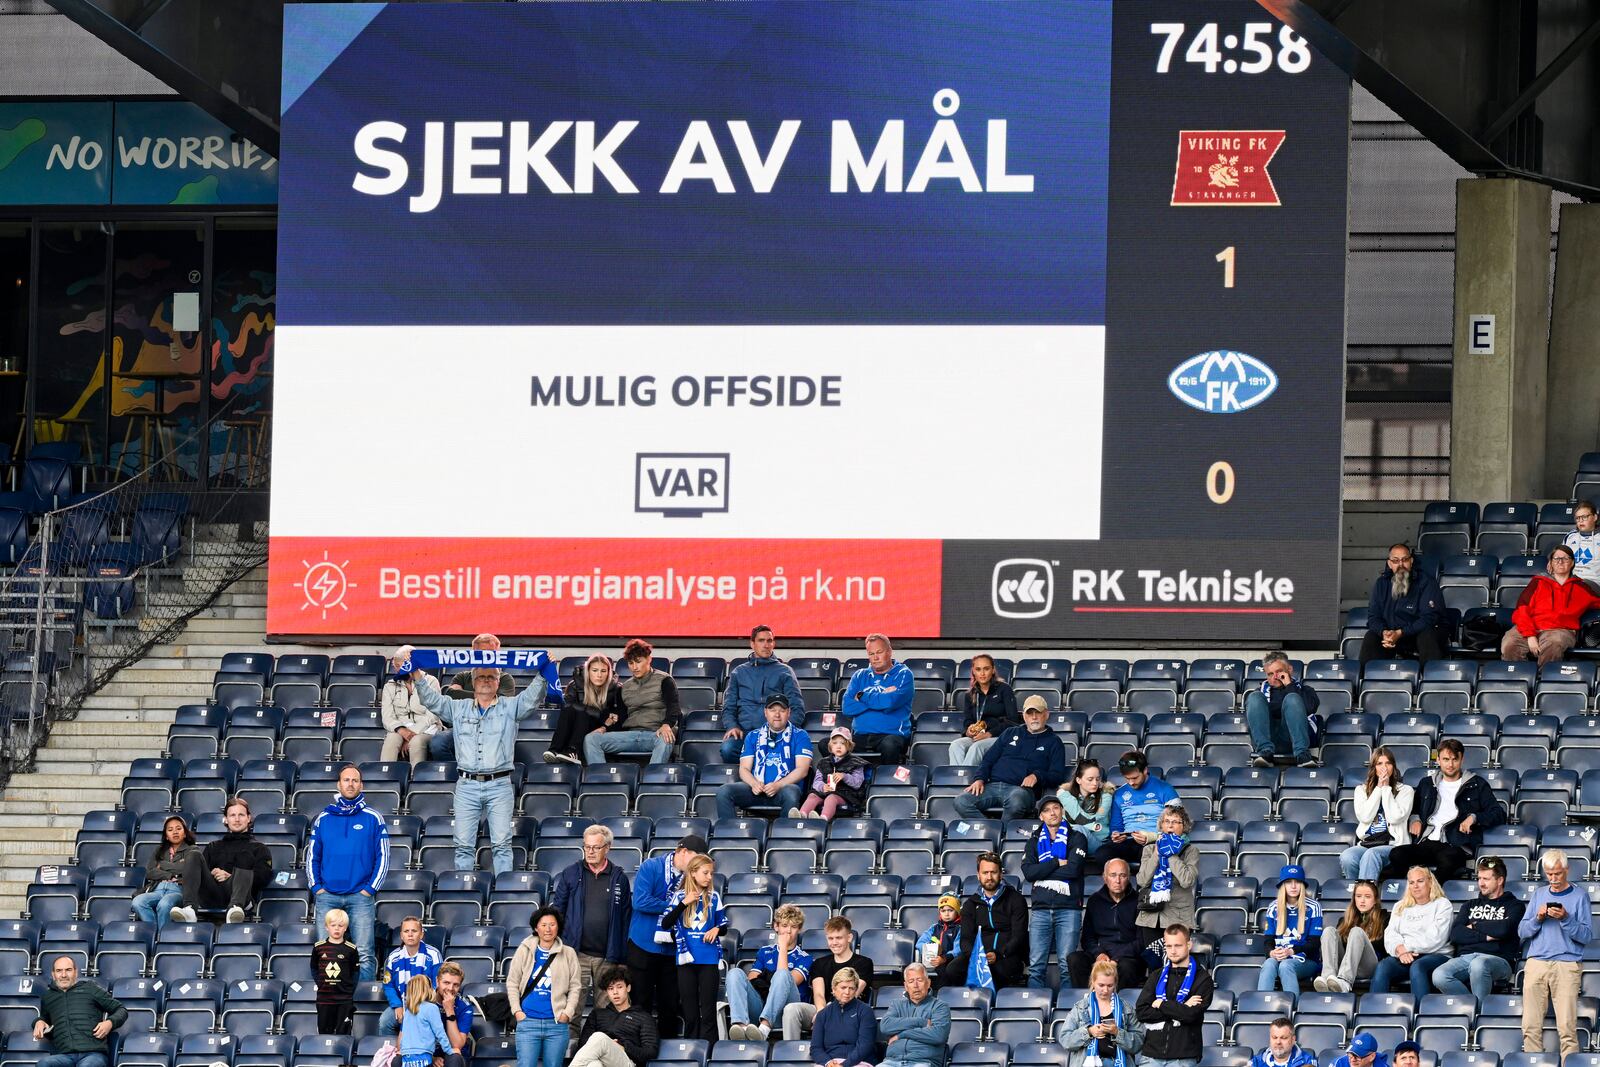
[
  {"x1": 1278, "y1": 864, "x2": 1307, "y2": 884},
  {"x1": 1348, "y1": 1034, "x2": 1378, "y2": 1058}
]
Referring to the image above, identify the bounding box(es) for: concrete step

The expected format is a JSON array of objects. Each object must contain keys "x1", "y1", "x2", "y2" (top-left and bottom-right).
[
  {"x1": 0, "y1": 793, "x2": 115, "y2": 813},
  {"x1": 72, "y1": 705, "x2": 178, "y2": 721},
  {"x1": 0, "y1": 829, "x2": 79, "y2": 848},
  {"x1": 0, "y1": 812, "x2": 107, "y2": 829},
  {"x1": 102, "y1": 667, "x2": 216, "y2": 684},
  {"x1": 4, "y1": 771, "x2": 124, "y2": 791},
  {"x1": 49, "y1": 720, "x2": 169, "y2": 738},
  {"x1": 97, "y1": 681, "x2": 215, "y2": 697},
  {"x1": 33, "y1": 759, "x2": 132, "y2": 776}
]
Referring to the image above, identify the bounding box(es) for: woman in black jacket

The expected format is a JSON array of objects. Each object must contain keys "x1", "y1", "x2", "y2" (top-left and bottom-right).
[
  {"x1": 170, "y1": 796, "x2": 274, "y2": 924},
  {"x1": 546, "y1": 655, "x2": 622, "y2": 765},
  {"x1": 949, "y1": 655, "x2": 1018, "y2": 766}
]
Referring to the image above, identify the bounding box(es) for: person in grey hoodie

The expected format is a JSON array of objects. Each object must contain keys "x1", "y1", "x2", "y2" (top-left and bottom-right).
[
  {"x1": 877, "y1": 963, "x2": 950, "y2": 1067},
  {"x1": 721, "y1": 626, "x2": 805, "y2": 763}
]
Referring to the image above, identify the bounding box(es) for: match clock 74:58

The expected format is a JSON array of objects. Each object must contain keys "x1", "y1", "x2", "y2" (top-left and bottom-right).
[{"x1": 1150, "y1": 22, "x2": 1312, "y2": 75}]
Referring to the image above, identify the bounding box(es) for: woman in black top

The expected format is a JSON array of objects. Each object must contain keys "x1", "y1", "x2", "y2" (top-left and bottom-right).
[
  {"x1": 949, "y1": 654, "x2": 1018, "y2": 766},
  {"x1": 546, "y1": 654, "x2": 622, "y2": 765}
]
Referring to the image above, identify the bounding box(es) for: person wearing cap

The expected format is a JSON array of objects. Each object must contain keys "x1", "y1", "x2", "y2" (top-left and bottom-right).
[
  {"x1": 949, "y1": 654, "x2": 1019, "y2": 767},
  {"x1": 1328, "y1": 1033, "x2": 1389, "y2": 1067},
  {"x1": 793, "y1": 726, "x2": 869, "y2": 822},
  {"x1": 1102, "y1": 751, "x2": 1179, "y2": 868},
  {"x1": 625, "y1": 835, "x2": 706, "y2": 1038},
  {"x1": 718, "y1": 694, "x2": 815, "y2": 819},
  {"x1": 1517, "y1": 848, "x2": 1592, "y2": 1061},
  {"x1": 1392, "y1": 1041, "x2": 1423, "y2": 1067},
  {"x1": 1247, "y1": 1019, "x2": 1317, "y2": 1067},
  {"x1": 840, "y1": 633, "x2": 916, "y2": 765},
  {"x1": 1069, "y1": 859, "x2": 1145, "y2": 990},
  {"x1": 406, "y1": 648, "x2": 549, "y2": 874},
  {"x1": 914, "y1": 896, "x2": 965, "y2": 989},
  {"x1": 1133, "y1": 923, "x2": 1213, "y2": 1067},
  {"x1": 1023, "y1": 794, "x2": 1090, "y2": 989},
  {"x1": 720, "y1": 625, "x2": 806, "y2": 764},
  {"x1": 1431, "y1": 856, "x2": 1525, "y2": 1001},
  {"x1": 1255, "y1": 866, "x2": 1324, "y2": 993},
  {"x1": 954, "y1": 695, "x2": 1068, "y2": 822},
  {"x1": 1245, "y1": 651, "x2": 1321, "y2": 769},
  {"x1": 954, "y1": 851, "x2": 1030, "y2": 990}
]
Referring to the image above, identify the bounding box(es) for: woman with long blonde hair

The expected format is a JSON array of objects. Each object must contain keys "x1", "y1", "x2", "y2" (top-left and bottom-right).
[
  {"x1": 545, "y1": 654, "x2": 621, "y2": 765},
  {"x1": 398, "y1": 974, "x2": 450, "y2": 1067},
  {"x1": 1256, "y1": 865, "x2": 1324, "y2": 993},
  {"x1": 1371, "y1": 866, "x2": 1453, "y2": 994}
]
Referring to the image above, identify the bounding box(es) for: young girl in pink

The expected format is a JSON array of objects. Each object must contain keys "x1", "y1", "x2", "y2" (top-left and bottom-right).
[{"x1": 794, "y1": 727, "x2": 869, "y2": 821}]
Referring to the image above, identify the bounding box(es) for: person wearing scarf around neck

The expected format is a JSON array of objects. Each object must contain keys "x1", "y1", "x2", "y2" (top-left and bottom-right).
[
  {"x1": 1062, "y1": 959, "x2": 1146, "y2": 1067},
  {"x1": 1134, "y1": 924, "x2": 1213, "y2": 1067},
  {"x1": 1023, "y1": 794, "x2": 1090, "y2": 990},
  {"x1": 307, "y1": 764, "x2": 389, "y2": 982},
  {"x1": 1135, "y1": 806, "x2": 1197, "y2": 935}
]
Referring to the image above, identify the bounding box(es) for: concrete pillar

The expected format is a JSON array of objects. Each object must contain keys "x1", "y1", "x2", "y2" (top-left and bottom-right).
[
  {"x1": 1545, "y1": 202, "x2": 1600, "y2": 499},
  {"x1": 1450, "y1": 176, "x2": 1551, "y2": 502}
]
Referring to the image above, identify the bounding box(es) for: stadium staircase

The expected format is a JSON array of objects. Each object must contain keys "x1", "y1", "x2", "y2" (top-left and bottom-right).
[{"x1": 0, "y1": 558, "x2": 278, "y2": 918}]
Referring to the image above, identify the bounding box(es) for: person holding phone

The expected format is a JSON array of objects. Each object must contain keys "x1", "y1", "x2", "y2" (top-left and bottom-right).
[{"x1": 1518, "y1": 849, "x2": 1592, "y2": 1061}]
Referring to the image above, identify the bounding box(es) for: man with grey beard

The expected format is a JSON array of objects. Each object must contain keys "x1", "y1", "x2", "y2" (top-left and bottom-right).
[{"x1": 1360, "y1": 543, "x2": 1448, "y2": 666}]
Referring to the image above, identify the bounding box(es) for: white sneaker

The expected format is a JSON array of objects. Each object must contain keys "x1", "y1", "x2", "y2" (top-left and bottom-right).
[
  {"x1": 224, "y1": 905, "x2": 246, "y2": 924},
  {"x1": 1326, "y1": 977, "x2": 1350, "y2": 993},
  {"x1": 542, "y1": 750, "x2": 561, "y2": 764},
  {"x1": 1311, "y1": 976, "x2": 1330, "y2": 993},
  {"x1": 730, "y1": 1023, "x2": 752, "y2": 1041},
  {"x1": 756, "y1": 1023, "x2": 771, "y2": 1041},
  {"x1": 808, "y1": 810, "x2": 825, "y2": 820},
  {"x1": 787, "y1": 808, "x2": 804, "y2": 819},
  {"x1": 169, "y1": 905, "x2": 196, "y2": 924}
]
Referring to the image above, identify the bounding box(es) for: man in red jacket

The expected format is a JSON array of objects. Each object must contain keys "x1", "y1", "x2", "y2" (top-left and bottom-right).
[{"x1": 1501, "y1": 545, "x2": 1600, "y2": 665}]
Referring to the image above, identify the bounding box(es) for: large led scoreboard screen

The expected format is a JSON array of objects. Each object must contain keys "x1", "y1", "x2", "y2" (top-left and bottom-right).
[{"x1": 270, "y1": 0, "x2": 1349, "y2": 640}]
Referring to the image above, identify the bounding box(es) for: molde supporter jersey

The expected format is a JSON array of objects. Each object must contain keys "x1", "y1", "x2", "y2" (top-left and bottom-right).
[
  {"x1": 521, "y1": 945, "x2": 556, "y2": 1018},
  {"x1": 742, "y1": 724, "x2": 814, "y2": 785},
  {"x1": 1109, "y1": 777, "x2": 1179, "y2": 836},
  {"x1": 1568, "y1": 530, "x2": 1600, "y2": 582},
  {"x1": 754, "y1": 942, "x2": 813, "y2": 981}
]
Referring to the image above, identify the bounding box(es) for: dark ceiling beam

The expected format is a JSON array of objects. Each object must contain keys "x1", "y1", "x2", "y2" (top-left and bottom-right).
[
  {"x1": 43, "y1": 0, "x2": 280, "y2": 156},
  {"x1": 1482, "y1": 14, "x2": 1600, "y2": 144}
]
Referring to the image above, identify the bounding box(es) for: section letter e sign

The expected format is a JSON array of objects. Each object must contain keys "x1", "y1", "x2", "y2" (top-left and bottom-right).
[{"x1": 992, "y1": 558, "x2": 1053, "y2": 619}]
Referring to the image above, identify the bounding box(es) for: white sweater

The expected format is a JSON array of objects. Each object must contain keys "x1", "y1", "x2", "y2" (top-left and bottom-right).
[
  {"x1": 1384, "y1": 897, "x2": 1454, "y2": 956},
  {"x1": 1352, "y1": 782, "x2": 1415, "y2": 845}
]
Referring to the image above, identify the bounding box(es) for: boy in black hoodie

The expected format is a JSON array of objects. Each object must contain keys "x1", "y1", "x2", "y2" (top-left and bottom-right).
[{"x1": 1431, "y1": 856, "x2": 1526, "y2": 1000}]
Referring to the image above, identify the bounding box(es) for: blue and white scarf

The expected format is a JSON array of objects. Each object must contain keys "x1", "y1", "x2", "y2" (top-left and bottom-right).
[
  {"x1": 1148, "y1": 833, "x2": 1185, "y2": 904},
  {"x1": 1083, "y1": 992, "x2": 1127, "y2": 1067},
  {"x1": 1153, "y1": 958, "x2": 1197, "y2": 1003},
  {"x1": 396, "y1": 647, "x2": 562, "y2": 703},
  {"x1": 1035, "y1": 823, "x2": 1075, "y2": 898}
]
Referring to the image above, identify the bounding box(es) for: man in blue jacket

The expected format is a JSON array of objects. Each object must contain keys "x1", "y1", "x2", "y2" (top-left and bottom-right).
[
  {"x1": 1101, "y1": 750, "x2": 1179, "y2": 868},
  {"x1": 307, "y1": 764, "x2": 389, "y2": 981},
  {"x1": 720, "y1": 626, "x2": 805, "y2": 763},
  {"x1": 625, "y1": 832, "x2": 707, "y2": 1039},
  {"x1": 840, "y1": 633, "x2": 915, "y2": 765},
  {"x1": 954, "y1": 696, "x2": 1067, "y2": 821},
  {"x1": 1361, "y1": 544, "x2": 1448, "y2": 666},
  {"x1": 1248, "y1": 1019, "x2": 1319, "y2": 1067},
  {"x1": 552, "y1": 824, "x2": 633, "y2": 1031},
  {"x1": 879, "y1": 963, "x2": 951, "y2": 1067}
]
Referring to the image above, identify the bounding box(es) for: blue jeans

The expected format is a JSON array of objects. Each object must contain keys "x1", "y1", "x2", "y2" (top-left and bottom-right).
[
  {"x1": 953, "y1": 781, "x2": 1034, "y2": 822},
  {"x1": 1257, "y1": 956, "x2": 1320, "y2": 993},
  {"x1": 431, "y1": 730, "x2": 454, "y2": 760},
  {"x1": 717, "y1": 782, "x2": 802, "y2": 820},
  {"x1": 39, "y1": 1056, "x2": 109, "y2": 1067},
  {"x1": 584, "y1": 729, "x2": 674, "y2": 765},
  {"x1": 727, "y1": 963, "x2": 802, "y2": 1026},
  {"x1": 454, "y1": 777, "x2": 516, "y2": 873},
  {"x1": 380, "y1": 1003, "x2": 404, "y2": 1036},
  {"x1": 1138, "y1": 1059, "x2": 1199, "y2": 1067},
  {"x1": 132, "y1": 882, "x2": 182, "y2": 929},
  {"x1": 1027, "y1": 907, "x2": 1082, "y2": 988},
  {"x1": 1432, "y1": 952, "x2": 1513, "y2": 1000},
  {"x1": 721, "y1": 733, "x2": 748, "y2": 764},
  {"x1": 517, "y1": 1015, "x2": 571, "y2": 1067},
  {"x1": 1370, "y1": 952, "x2": 1449, "y2": 994},
  {"x1": 1244, "y1": 691, "x2": 1312, "y2": 759},
  {"x1": 315, "y1": 889, "x2": 378, "y2": 981},
  {"x1": 1340, "y1": 844, "x2": 1393, "y2": 881}
]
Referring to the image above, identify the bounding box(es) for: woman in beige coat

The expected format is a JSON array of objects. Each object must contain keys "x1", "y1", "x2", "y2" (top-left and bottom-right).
[
  {"x1": 1135, "y1": 804, "x2": 1199, "y2": 934},
  {"x1": 506, "y1": 906, "x2": 583, "y2": 1067}
]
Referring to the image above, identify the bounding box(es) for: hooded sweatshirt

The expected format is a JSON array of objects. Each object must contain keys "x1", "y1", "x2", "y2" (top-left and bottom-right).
[
  {"x1": 307, "y1": 793, "x2": 390, "y2": 895},
  {"x1": 1383, "y1": 897, "x2": 1454, "y2": 957},
  {"x1": 1512, "y1": 574, "x2": 1600, "y2": 635},
  {"x1": 1451, "y1": 891, "x2": 1527, "y2": 966},
  {"x1": 723, "y1": 654, "x2": 805, "y2": 733}
]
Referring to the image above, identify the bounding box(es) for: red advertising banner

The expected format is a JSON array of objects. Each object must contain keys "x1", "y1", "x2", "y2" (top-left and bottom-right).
[{"x1": 268, "y1": 537, "x2": 944, "y2": 638}]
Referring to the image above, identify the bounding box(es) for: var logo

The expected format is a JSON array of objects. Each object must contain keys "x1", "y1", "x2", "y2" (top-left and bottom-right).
[
  {"x1": 992, "y1": 558, "x2": 1054, "y2": 619},
  {"x1": 1167, "y1": 350, "x2": 1278, "y2": 414},
  {"x1": 635, "y1": 453, "x2": 730, "y2": 518}
]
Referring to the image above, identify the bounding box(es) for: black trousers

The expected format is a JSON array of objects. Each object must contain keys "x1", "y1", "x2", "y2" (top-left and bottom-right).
[
  {"x1": 317, "y1": 1000, "x2": 354, "y2": 1035},
  {"x1": 1359, "y1": 627, "x2": 1449, "y2": 666},
  {"x1": 1067, "y1": 950, "x2": 1146, "y2": 990},
  {"x1": 1095, "y1": 837, "x2": 1146, "y2": 870},
  {"x1": 677, "y1": 963, "x2": 720, "y2": 1045},
  {"x1": 1383, "y1": 840, "x2": 1471, "y2": 881},
  {"x1": 550, "y1": 707, "x2": 602, "y2": 757},
  {"x1": 627, "y1": 942, "x2": 682, "y2": 1038},
  {"x1": 179, "y1": 851, "x2": 254, "y2": 909}
]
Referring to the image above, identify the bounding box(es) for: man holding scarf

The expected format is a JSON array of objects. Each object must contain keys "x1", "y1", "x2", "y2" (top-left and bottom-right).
[
  {"x1": 1023, "y1": 795, "x2": 1089, "y2": 990},
  {"x1": 954, "y1": 852, "x2": 1029, "y2": 990},
  {"x1": 1134, "y1": 924, "x2": 1213, "y2": 1067},
  {"x1": 403, "y1": 645, "x2": 551, "y2": 873},
  {"x1": 626, "y1": 833, "x2": 707, "y2": 1037},
  {"x1": 307, "y1": 764, "x2": 389, "y2": 981},
  {"x1": 717, "y1": 695, "x2": 814, "y2": 818}
]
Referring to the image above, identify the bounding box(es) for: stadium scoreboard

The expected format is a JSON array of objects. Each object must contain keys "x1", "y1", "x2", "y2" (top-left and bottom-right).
[{"x1": 270, "y1": 0, "x2": 1349, "y2": 640}]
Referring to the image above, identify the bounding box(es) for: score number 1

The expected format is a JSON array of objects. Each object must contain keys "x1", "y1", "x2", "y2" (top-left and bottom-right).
[{"x1": 1209, "y1": 247, "x2": 1236, "y2": 504}]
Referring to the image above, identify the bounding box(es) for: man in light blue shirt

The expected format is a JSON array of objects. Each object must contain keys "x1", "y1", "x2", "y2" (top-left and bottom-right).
[
  {"x1": 411, "y1": 653, "x2": 547, "y2": 873},
  {"x1": 1517, "y1": 848, "x2": 1592, "y2": 1060}
]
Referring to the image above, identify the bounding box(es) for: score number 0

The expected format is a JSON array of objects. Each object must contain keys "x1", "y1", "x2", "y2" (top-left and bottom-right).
[{"x1": 1208, "y1": 245, "x2": 1236, "y2": 504}]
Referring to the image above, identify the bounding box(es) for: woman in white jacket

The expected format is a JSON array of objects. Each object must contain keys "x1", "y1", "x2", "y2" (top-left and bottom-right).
[
  {"x1": 1370, "y1": 866, "x2": 1453, "y2": 995},
  {"x1": 1341, "y1": 747, "x2": 1414, "y2": 880}
]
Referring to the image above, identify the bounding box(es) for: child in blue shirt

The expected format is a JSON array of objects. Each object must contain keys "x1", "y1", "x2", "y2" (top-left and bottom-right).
[
  {"x1": 661, "y1": 854, "x2": 725, "y2": 1044},
  {"x1": 398, "y1": 974, "x2": 451, "y2": 1067}
]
